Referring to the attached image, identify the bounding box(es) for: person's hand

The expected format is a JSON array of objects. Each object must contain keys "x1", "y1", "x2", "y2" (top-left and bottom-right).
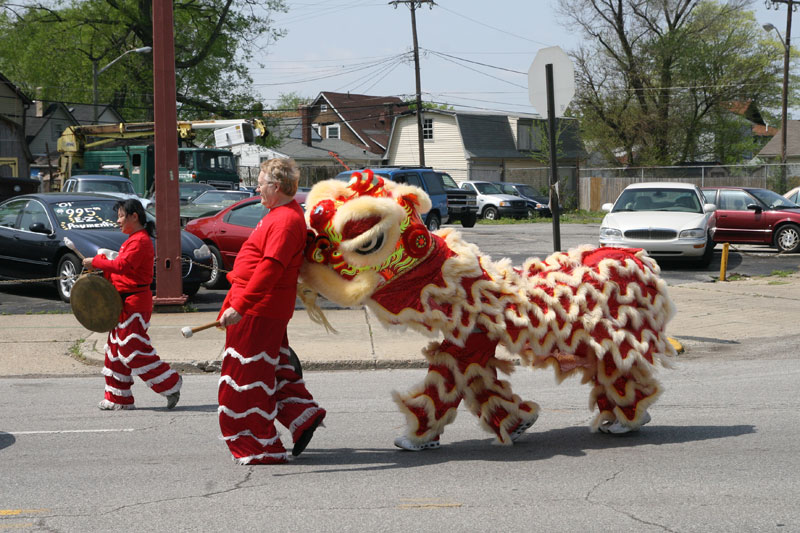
[
  {"x1": 218, "y1": 307, "x2": 242, "y2": 328},
  {"x1": 82, "y1": 257, "x2": 95, "y2": 270}
]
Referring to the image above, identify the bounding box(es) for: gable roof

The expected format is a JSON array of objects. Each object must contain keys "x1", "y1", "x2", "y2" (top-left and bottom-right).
[
  {"x1": 270, "y1": 118, "x2": 383, "y2": 163},
  {"x1": 66, "y1": 103, "x2": 125, "y2": 126},
  {"x1": 313, "y1": 92, "x2": 409, "y2": 153},
  {"x1": 25, "y1": 102, "x2": 77, "y2": 143},
  {"x1": 0, "y1": 72, "x2": 33, "y2": 105},
  {"x1": 758, "y1": 119, "x2": 800, "y2": 158}
]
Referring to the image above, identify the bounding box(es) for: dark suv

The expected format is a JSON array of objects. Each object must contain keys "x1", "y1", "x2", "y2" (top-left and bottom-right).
[
  {"x1": 335, "y1": 168, "x2": 449, "y2": 231},
  {"x1": 437, "y1": 172, "x2": 478, "y2": 227}
]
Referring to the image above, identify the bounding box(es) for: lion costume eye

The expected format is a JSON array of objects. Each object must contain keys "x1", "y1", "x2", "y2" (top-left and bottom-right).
[{"x1": 354, "y1": 233, "x2": 384, "y2": 255}]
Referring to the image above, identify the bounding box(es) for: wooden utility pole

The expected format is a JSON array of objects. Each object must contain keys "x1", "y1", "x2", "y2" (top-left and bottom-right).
[{"x1": 390, "y1": 0, "x2": 435, "y2": 167}]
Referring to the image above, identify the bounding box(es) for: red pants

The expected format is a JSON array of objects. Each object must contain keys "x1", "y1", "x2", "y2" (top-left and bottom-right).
[
  {"x1": 218, "y1": 314, "x2": 326, "y2": 464},
  {"x1": 102, "y1": 296, "x2": 182, "y2": 406}
]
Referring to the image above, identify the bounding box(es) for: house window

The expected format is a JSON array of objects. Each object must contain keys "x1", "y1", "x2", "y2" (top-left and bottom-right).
[
  {"x1": 51, "y1": 122, "x2": 67, "y2": 142},
  {"x1": 0, "y1": 158, "x2": 18, "y2": 178},
  {"x1": 321, "y1": 104, "x2": 328, "y2": 112},
  {"x1": 423, "y1": 118, "x2": 433, "y2": 140},
  {"x1": 327, "y1": 125, "x2": 340, "y2": 139},
  {"x1": 312, "y1": 123, "x2": 321, "y2": 136},
  {"x1": 517, "y1": 121, "x2": 533, "y2": 150}
]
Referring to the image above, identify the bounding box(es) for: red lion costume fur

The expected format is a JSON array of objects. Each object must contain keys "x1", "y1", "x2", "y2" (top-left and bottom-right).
[{"x1": 300, "y1": 171, "x2": 676, "y2": 450}]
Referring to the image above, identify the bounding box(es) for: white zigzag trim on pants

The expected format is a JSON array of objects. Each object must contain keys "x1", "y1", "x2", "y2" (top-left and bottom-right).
[
  {"x1": 289, "y1": 406, "x2": 321, "y2": 434},
  {"x1": 221, "y1": 429, "x2": 282, "y2": 447},
  {"x1": 234, "y1": 451, "x2": 287, "y2": 465},
  {"x1": 104, "y1": 385, "x2": 133, "y2": 397},
  {"x1": 276, "y1": 364, "x2": 297, "y2": 373},
  {"x1": 222, "y1": 346, "x2": 280, "y2": 366},
  {"x1": 101, "y1": 367, "x2": 133, "y2": 382},
  {"x1": 130, "y1": 360, "x2": 163, "y2": 376},
  {"x1": 117, "y1": 313, "x2": 150, "y2": 330},
  {"x1": 277, "y1": 378, "x2": 307, "y2": 391},
  {"x1": 109, "y1": 331, "x2": 154, "y2": 348},
  {"x1": 218, "y1": 404, "x2": 278, "y2": 421},
  {"x1": 218, "y1": 375, "x2": 277, "y2": 395},
  {"x1": 277, "y1": 398, "x2": 318, "y2": 409},
  {"x1": 279, "y1": 346, "x2": 291, "y2": 356},
  {"x1": 144, "y1": 368, "x2": 176, "y2": 386},
  {"x1": 159, "y1": 379, "x2": 181, "y2": 396}
]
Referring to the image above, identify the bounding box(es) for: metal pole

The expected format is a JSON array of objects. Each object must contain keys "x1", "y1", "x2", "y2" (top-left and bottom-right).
[
  {"x1": 780, "y1": 2, "x2": 793, "y2": 193},
  {"x1": 410, "y1": 4, "x2": 425, "y2": 167},
  {"x1": 92, "y1": 60, "x2": 98, "y2": 124},
  {"x1": 546, "y1": 63, "x2": 561, "y2": 252}
]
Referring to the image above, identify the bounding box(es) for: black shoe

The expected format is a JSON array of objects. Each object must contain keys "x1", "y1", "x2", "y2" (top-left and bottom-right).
[{"x1": 292, "y1": 416, "x2": 322, "y2": 457}]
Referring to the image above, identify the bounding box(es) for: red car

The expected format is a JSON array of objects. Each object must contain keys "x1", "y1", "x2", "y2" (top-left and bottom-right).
[
  {"x1": 701, "y1": 186, "x2": 800, "y2": 253},
  {"x1": 184, "y1": 190, "x2": 308, "y2": 289}
]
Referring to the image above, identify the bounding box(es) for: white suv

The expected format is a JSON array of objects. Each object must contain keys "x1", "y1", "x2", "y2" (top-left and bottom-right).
[{"x1": 459, "y1": 180, "x2": 528, "y2": 220}]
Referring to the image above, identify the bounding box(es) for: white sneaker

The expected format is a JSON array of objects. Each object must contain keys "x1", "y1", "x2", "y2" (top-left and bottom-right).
[
  {"x1": 98, "y1": 399, "x2": 135, "y2": 411},
  {"x1": 510, "y1": 413, "x2": 539, "y2": 442},
  {"x1": 393, "y1": 435, "x2": 440, "y2": 451},
  {"x1": 599, "y1": 411, "x2": 651, "y2": 434}
]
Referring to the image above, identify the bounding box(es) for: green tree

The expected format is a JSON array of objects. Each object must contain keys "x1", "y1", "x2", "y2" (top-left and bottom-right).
[
  {"x1": 272, "y1": 92, "x2": 313, "y2": 112},
  {"x1": 557, "y1": 0, "x2": 792, "y2": 166},
  {"x1": 0, "y1": 0, "x2": 288, "y2": 121}
]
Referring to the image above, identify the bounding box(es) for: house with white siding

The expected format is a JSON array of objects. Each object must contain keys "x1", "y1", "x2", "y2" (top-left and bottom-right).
[{"x1": 385, "y1": 109, "x2": 585, "y2": 183}]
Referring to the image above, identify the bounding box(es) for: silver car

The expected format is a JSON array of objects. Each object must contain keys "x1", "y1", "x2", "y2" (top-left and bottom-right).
[{"x1": 599, "y1": 182, "x2": 717, "y2": 266}]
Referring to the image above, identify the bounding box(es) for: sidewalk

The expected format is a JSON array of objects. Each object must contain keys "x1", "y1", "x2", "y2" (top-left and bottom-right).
[{"x1": 2, "y1": 273, "x2": 799, "y2": 376}]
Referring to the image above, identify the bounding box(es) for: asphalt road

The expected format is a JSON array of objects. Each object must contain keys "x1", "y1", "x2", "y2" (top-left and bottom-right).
[
  {"x1": 2, "y1": 222, "x2": 798, "y2": 314},
  {"x1": 2, "y1": 333, "x2": 799, "y2": 531}
]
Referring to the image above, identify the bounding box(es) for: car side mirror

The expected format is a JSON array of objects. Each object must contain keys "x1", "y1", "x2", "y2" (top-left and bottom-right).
[
  {"x1": 601, "y1": 203, "x2": 613, "y2": 213},
  {"x1": 703, "y1": 203, "x2": 717, "y2": 213},
  {"x1": 29, "y1": 222, "x2": 51, "y2": 234},
  {"x1": 747, "y1": 204, "x2": 762, "y2": 212}
]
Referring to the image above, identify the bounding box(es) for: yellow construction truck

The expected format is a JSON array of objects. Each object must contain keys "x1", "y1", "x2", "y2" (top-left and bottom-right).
[{"x1": 56, "y1": 119, "x2": 267, "y2": 195}]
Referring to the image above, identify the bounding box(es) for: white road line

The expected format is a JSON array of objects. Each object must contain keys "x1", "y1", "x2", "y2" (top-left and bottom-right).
[{"x1": 8, "y1": 429, "x2": 136, "y2": 435}]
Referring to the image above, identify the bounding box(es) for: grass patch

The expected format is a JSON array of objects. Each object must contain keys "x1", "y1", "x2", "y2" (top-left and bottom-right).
[
  {"x1": 769, "y1": 269, "x2": 795, "y2": 278},
  {"x1": 477, "y1": 210, "x2": 606, "y2": 225},
  {"x1": 25, "y1": 309, "x2": 69, "y2": 315}
]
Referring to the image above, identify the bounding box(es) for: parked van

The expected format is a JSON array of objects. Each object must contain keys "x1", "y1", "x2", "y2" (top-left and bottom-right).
[{"x1": 335, "y1": 167, "x2": 449, "y2": 231}]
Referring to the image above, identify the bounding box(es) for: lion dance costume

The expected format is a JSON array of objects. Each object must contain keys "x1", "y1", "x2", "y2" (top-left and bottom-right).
[{"x1": 300, "y1": 171, "x2": 676, "y2": 450}]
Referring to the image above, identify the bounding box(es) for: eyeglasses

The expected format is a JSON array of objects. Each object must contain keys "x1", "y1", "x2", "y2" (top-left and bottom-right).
[{"x1": 260, "y1": 181, "x2": 280, "y2": 188}]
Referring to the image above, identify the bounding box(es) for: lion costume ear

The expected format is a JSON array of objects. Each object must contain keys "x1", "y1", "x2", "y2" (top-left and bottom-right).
[{"x1": 389, "y1": 183, "x2": 432, "y2": 215}]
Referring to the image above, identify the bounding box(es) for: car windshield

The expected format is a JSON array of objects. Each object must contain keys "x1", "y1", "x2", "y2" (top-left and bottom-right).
[
  {"x1": 439, "y1": 173, "x2": 458, "y2": 188},
  {"x1": 613, "y1": 188, "x2": 703, "y2": 213},
  {"x1": 474, "y1": 182, "x2": 503, "y2": 194},
  {"x1": 77, "y1": 179, "x2": 135, "y2": 194},
  {"x1": 192, "y1": 191, "x2": 248, "y2": 205},
  {"x1": 197, "y1": 152, "x2": 235, "y2": 171},
  {"x1": 516, "y1": 184, "x2": 539, "y2": 197},
  {"x1": 51, "y1": 200, "x2": 120, "y2": 230},
  {"x1": 750, "y1": 188, "x2": 799, "y2": 209}
]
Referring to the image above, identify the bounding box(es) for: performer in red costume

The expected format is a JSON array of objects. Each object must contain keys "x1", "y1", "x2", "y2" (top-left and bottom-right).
[
  {"x1": 217, "y1": 158, "x2": 326, "y2": 465},
  {"x1": 83, "y1": 199, "x2": 182, "y2": 411}
]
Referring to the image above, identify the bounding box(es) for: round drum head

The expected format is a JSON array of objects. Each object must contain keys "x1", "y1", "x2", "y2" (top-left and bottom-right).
[{"x1": 70, "y1": 275, "x2": 122, "y2": 332}]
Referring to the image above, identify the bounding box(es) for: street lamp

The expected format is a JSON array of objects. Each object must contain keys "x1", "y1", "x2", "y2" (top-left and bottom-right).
[
  {"x1": 763, "y1": 1, "x2": 795, "y2": 192},
  {"x1": 92, "y1": 46, "x2": 152, "y2": 123}
]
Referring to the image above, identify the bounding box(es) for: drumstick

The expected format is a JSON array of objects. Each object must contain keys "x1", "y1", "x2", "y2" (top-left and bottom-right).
[
  {"x1": 181, "y1": 321, "x2": 221, "y2": 338},
  {"x1": 63, "y1": 237, "x2": 86, "y2": 261}
]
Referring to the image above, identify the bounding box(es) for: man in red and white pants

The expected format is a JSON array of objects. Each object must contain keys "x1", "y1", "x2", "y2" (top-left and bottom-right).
[{"x1": 217, "y1": 158, "x2": 326, "y2": 465}]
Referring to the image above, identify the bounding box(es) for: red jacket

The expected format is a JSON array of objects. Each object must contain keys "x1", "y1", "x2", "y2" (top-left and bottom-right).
[{"x1": 91, "y1": 229, "x2": 153, "y2": 294}]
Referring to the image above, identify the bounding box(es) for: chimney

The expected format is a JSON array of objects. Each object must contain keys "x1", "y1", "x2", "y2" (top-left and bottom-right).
[
  {"x1": 382, "y1": 103, "x2": 394, "y2": 128},
  {"x1": 35, "y1": 87, "x2": 45, "y2": 117},
  {"x1": 300, "y1": 105, "x2": 312, "y2": 147}
]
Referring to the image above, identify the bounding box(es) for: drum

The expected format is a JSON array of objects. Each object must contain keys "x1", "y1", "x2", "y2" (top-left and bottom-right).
[{"x1": 70, "y1": 274, "x2": 122, "y2": 332}]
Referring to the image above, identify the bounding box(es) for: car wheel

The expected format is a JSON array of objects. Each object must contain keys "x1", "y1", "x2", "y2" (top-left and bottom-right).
[
  {"x1": 461, "y1": 212, "x2": 477, "y2": 228},
  {"x1": 526, "y1": 207, "x2": 536, "y2": 219},
  {"x1": 698, "y1": 234, "x2": 715, "y2": 268},
  {"x1": 425, "y1": 213, "x2": 440, "y2": 232},
  {"x1": 483, "y1": 206, "x2": 498, "y2": 220},
  {"x1": 55, "y1": 253, "x2": 81, "y2": 303},
  {"x1": 183, "y1": 283, "x2": 200, "y2": 298},
  {"x1": 203, "y1": 244, "x2": 229, "y2": 290},
  {"x1": 775, "y1": 224, "x2": 800, "y2": 253}
]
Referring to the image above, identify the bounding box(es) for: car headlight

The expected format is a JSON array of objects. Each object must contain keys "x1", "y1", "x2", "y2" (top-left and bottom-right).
[
  {"x1": 499, "y1": 201, "x2": 510, "y2": 207},
  {"x1": 599, "y1": 227, "x2": 622, "y2": 238},
  {"x1": 194, "y1": 244, "x2": 212, "y2": 260},
  {"x1": 679, "y1": 228, "x2": 705, "y2": 239}
]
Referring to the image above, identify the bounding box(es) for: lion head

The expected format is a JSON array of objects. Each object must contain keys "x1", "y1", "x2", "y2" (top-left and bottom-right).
[{"x1": 302, "y1": 170, "x2": 434, "y2": 307}]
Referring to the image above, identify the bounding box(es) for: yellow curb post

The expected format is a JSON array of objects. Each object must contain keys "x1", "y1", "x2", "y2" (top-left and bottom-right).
[
  {"x1": 667, "y1": 337, "x2": 684, "y2": 354},
  {"x1": 719, "y1": 242, "x2": 729, "y2": 281}
]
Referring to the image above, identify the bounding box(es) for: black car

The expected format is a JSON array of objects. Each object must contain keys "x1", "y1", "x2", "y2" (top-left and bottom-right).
[
  {"x1": 497, "y1": 182, "x2": 553, "y2": 218},
  {"x1": 0, "y1": 193, "x2": 213, "y2": 302}
]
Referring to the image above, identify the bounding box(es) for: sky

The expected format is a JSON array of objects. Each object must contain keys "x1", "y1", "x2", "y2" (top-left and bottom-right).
[{"x1": 246, "y1": 0, "x2": 796, "y2": 117}]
